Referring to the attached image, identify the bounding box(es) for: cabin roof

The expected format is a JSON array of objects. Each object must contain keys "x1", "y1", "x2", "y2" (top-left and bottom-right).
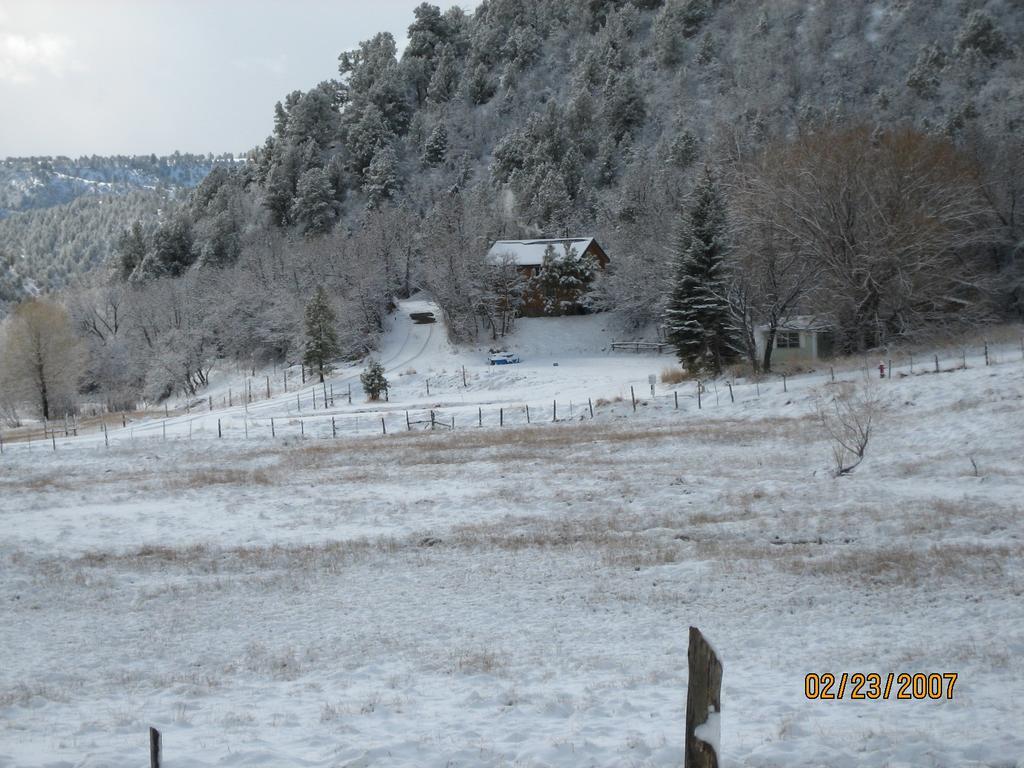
[{"x1": 487, "y1": 237, "x2": 598, "y2": 267}]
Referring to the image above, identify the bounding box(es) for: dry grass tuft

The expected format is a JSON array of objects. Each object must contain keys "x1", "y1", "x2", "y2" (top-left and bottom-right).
[
  {"x1": 783, "y1": 543, "x2": 1015, "y2": 587},
  {"x1": 161, "y1": 468, "x2": 276, "y2": 490},
  {"x1": 660, "y1": 366, "x2": 691, "y2": 385},
  {"x1": 449, "y1": 648, "x2": 510, "y2": 676}
]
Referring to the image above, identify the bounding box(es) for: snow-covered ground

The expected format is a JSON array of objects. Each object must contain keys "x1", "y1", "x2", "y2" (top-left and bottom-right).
[{"x1": 1, "y1": 303, "x2": 1022, "y2": 767}]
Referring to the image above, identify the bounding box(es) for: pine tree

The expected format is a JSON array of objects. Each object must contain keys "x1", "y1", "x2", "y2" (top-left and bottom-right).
[
  {"x1": 664, "y1": 167, "x2": 739, "y2": 376},
  {"x1": 363, "y1": 146, "x2": 400, "y2": 209},
  {"x1": 465, "y1": 63, "x2": 494, "y2": 105},
  {"x1": 360, "y1": 358, "x2": 388, "y2": 400},
  {"x1": 421, "y1": 122, "x2": 449, "y2": 167},
  {"x1": 116, "y1": 221, "x2": 147, "y2": 280},
  {"x1": 303, "y1": 287, "x2": 340, "y2": 382},
  {"x1": 427, "y1": 44, "x2": 459, "y2": 103},
  {"x1": 292, "y1": 167, "x2": 337, "y2": 235}
]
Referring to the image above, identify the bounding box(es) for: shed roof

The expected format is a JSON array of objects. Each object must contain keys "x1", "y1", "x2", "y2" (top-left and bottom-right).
[{"x1": 487, "y1": 237, "x2": 597, "y2": 267}]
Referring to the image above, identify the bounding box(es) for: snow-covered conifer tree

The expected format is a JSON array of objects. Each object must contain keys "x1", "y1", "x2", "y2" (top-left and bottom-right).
[
  {"x1": 664, "y1": 167, "x2": 739, "y2": 375},
  {"x1": 303, "y1": 287, "x2": 340, "y2": 382}
]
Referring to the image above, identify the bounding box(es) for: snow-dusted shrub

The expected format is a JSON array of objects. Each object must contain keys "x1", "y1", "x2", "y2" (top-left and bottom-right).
[{"x1": 815, "y1": 381, "x2": 886, "y2": 476}]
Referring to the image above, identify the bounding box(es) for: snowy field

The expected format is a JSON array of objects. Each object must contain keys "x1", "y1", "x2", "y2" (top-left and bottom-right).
[{"x1": 1, "y1": 304, "x2": 1023, "y2": 767}]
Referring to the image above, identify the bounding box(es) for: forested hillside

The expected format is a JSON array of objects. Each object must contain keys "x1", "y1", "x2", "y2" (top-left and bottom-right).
[
  {"x1": 0, "y1": 153, "x2": 236, "y2": 216},
  {"x1": 0, "y1": 154, "x2": 238, "y2": 310},
  {"x1": 2, "y1": 0, "x2": 1023, "y2": 413}
]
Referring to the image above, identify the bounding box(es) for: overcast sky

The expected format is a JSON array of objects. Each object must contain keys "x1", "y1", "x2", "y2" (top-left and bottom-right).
[{"x1": 0, "y1": 0, "x2": 469, "y2": 158}]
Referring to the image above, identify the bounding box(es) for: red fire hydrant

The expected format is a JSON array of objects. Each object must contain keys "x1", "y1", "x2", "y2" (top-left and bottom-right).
[{"x1": 878, "y1": 362, "x2": 886, "y2": 379}]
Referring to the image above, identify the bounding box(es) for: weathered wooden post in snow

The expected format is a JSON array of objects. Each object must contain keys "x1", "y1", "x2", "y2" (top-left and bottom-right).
[
  {"x1": 149, "y1": 726, "x2": 161, "y2": 768},
  {"x1": 685, "y1": 626, "x2": 722, "y2": 768}
]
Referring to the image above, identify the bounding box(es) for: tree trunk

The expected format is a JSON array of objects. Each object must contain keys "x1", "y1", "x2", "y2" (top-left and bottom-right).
[{"x1": 761, "y1": 326, "x2": 777, "y2": 374}]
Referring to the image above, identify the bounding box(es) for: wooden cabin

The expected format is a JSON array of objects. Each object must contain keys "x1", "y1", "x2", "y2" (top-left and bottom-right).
[{"x1": 486, "y1": 237, "x2": 610, "y2": 316}]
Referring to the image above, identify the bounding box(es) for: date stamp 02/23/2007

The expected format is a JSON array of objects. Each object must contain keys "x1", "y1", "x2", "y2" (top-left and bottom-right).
[{"x1": 805, "y1": 672, "x2": 958, "y2": 701}]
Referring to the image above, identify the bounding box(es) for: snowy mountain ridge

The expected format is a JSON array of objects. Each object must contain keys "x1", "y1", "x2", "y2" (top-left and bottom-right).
[{"x1": 0, "y1": 154, "x2": 241, "y2": 217}]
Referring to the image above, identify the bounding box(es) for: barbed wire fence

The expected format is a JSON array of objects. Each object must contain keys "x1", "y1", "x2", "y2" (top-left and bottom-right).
[{"x1": 2, "y1": 336, "x2": 1022, "y2": 457}]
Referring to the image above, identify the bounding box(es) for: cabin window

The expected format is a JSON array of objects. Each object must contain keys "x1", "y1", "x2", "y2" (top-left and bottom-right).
[{"x1": 776, "y1": 331, "x2": 801, "y2": 349}]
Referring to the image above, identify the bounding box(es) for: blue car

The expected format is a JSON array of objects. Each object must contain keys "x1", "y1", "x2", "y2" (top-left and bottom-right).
[{"x1": 488, "y1": 353, "x2": 521, "y2": 365}]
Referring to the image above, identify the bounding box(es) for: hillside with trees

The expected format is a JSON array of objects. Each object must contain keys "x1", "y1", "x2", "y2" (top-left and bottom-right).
[
  {"x1": 0, "y1": 154, "x2": 238, "y2": 312},
  {"x1": 2, "y1": 0, "x2": 1023, "y2": 414}
]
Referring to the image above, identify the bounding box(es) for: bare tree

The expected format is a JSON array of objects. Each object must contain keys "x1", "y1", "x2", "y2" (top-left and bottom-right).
[
  {"x1": 748, "y1": 125, "x2": 994, "y2": 351},
  {"x1": 475, "y1": 251, "x2": 526, "y2": 340},
  {"x1": 1, "y1": 299, "x2": 85, "y2": 420},
  {"x1": 816, "y1": 380, "x2": 885, "y2": 476},
  {"x1": 728, "y1": 150, "x2": 823, "y2": 372},
  {"x1": 963, "y1": 129, "x2": 1024, "y2": 318}
]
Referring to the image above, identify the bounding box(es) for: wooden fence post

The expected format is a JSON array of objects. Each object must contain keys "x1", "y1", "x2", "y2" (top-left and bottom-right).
[
  {"x1": 630, "y1": 386, "x2": 636, "y2": 412},
  {"x1": 961, "y1": 349, "x2": 967, "y2": 369},
  {"x1": 830, "y1": 366, "x2": 835, "y2": 383},
  {"x1": 430, "y1": 410, "x2": 436, "y2": 429},
  {"x1": 462, "y1": 365, "x2": 467, "y2": 387},
  {"x1": 381, "y1": 417, "x2": 387, "y2": 435},
  {"x1": 588, "y1": 398, "x2": 594, "y2": 418},
  {"x1": 332, "y1": 417, "x2": 337, "y2": 438},
  {"x1": 297, "y1": 392, "x2": 301, "y2": 411},
  {"x1": 149, "y1": 726, "x2": 161, "y2": 768},
  {"x1": 122, "y1": 412, "x2": 127, "y2": 428},
  {"x1": 984, "y1": 341, "x2": 990, "y2": 366},
  {"x1": 348, "y1": 384, "x2": 352, "y2": 405},
  {"x1": 500, "y1": 408, "x2": 503, "y2": 427},
  {"x1": 727, "y1": 382, "x2": 734, "y2": 403},
  {"x1": 217, "y1": 419, "x2": 221, "y2": 438},
  {"x1": 478, "y1": 407, "x2": 482, "y2": 427},
  {"x1": 526, "y1": 404, "x2": 531, "y2": 424},
  {"x1": 697, "y1": 382, "x2": 702, "y2": 410},
  {"x1": 406, "y1": 411, "x2": 411, "y2": 431},
  {"x1": 887, "y1": 359, "x2": 892, "y2": 379},
  {"x1": 553, "y1": 400, "x2": 557, "y2": 422},
  {"x1": 782, "y1": 373, "x2": 788, "y2": 392},
  {"x1": 300, "y1": 419, "x2": 304, "y2": 437},
  {"x1": 674, "y1": 391, "x2": 679, "y2": 410},
  {"x1": 266, "y1": 376, "x2": 271, "y2": 399},
  {"x1": 934, "y1": 354, "x2": 939, "y2": 373},
  {"x1": 685, "y1": 627, "x2": 722, "y2": 768},
  {"x1": 271, "y1": 418, "x2": 275, "y2": 438}
]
